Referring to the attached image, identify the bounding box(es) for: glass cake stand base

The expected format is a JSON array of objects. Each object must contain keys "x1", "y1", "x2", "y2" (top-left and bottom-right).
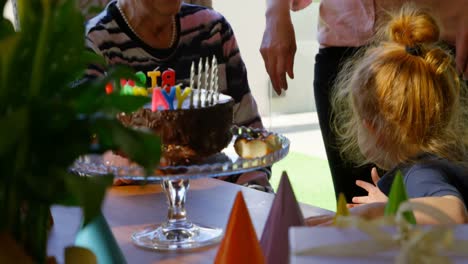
[
  {"x1": 132, "y1": 179, "x2": 222, "y2": 251},
  {"x1": 132, "y1": 222, "x2": 222, "y2": 250},
  {"x1": 71, "y1": 127, "x2": 291, "y2": 251}
]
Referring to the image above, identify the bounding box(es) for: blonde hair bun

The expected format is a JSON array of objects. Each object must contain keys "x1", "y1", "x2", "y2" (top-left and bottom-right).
[{"x1": 388, "y1": 6, "x2": 440, "y2": 47}]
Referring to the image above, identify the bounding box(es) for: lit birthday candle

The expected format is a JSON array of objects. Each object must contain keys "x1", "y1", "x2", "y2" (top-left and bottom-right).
[
  {"x1": 189, "y1": 61, "x2": 195, "y2": 108},
  {"x1": 204, "y1": 58, "x2": 210, "y2": 107},
  {"x1": 197, "y1": 58, "x2": 203, "y2": 108},
  {"x1": 176, "y1": 86, "x2": 192, "y2": 109}
]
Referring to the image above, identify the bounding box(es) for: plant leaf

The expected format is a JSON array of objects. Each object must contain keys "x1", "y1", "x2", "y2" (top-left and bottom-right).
[
  {"x1": 0, "y1": 106, "x2": 28, "y2": 156},
  {"x1": 0, "y1": 34, "x2": 20, "y2": 107},
  {"x1": 70, "y1": 66, "x2": 143, "y2": 114},
  {"x1": 1, "y1": 1, "x2": 164, "y2": 262},
  {"x1": 63, "y1": 173, "x2": 113, "y2": 225},
  {"x1": 92, "y1": 119, "x2": 161, "y2": 174},
  {"x1": 101, "y1": 94, "x2": 151, "y2": 113},
  {"x1": 0, "y1": 18, "x2": 15, "y2": 39}
]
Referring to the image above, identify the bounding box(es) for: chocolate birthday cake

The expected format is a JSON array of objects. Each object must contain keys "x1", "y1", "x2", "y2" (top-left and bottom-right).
[
  {"x1": 108, "y1": 57, "x2": 234, "y2": 166},
  {"x1": 118, "y1": 90, "x2": 234, "y2": 165}
]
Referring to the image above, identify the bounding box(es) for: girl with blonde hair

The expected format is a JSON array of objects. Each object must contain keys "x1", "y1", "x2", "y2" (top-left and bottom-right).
[{"x1": 327, "y1": 5, "x2": 468, "y2": 224}]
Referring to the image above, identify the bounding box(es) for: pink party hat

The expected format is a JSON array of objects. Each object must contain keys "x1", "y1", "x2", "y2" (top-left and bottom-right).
[
  {"x1": 215, "y1": 192, "x2": 265, "y2": 264},
  {"x1": 260, "y1": 171, "x2": 304, "y2": 264}
]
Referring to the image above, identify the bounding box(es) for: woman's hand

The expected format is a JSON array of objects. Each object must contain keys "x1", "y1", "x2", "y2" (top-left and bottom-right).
[
  {"x1": 430, "y1": 1, "x2": 468, "y2": 80},
  {"x1": 348, "y1": 167, "x2": 388, "y2": 208},
  {"x1": 260, "y1": 9, "x2": 296, "y2": 95}
]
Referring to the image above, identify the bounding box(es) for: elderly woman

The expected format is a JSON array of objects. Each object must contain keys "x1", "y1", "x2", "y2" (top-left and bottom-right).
[
  {"x1": 86, "y1": 0, "x2": 261, "y2": 127},
  {"x1": 85, "y1": 0, "x2": 271, "y2": 191}
]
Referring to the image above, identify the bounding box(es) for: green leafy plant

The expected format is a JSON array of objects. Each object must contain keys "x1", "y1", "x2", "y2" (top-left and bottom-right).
[{"x1": 0, "y1": 0, "x2": 161, "y2": 262}]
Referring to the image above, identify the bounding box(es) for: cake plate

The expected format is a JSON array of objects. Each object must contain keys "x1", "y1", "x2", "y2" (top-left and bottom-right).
[{"x1": 71, "y1": 126, "x2": 290, "y2": 251}]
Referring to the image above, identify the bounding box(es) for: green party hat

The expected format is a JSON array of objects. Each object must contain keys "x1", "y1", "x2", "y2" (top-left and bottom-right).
[{"x1": 384, "y1": 170, "x2": 416, "y2": 224}]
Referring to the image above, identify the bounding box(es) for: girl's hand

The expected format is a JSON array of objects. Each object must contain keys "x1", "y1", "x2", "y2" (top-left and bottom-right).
[
  {"x1": 260, "y1": 10, "x2": 296, "y2": 95},
  {"x1": 348, "y1": 167, "x2": 388, "y2": 208}
]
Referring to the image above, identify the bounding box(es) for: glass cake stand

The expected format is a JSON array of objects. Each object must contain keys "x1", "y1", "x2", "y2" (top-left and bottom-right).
[{"x1": 71, "y1": 126, "x2": 290, "y2": 251}]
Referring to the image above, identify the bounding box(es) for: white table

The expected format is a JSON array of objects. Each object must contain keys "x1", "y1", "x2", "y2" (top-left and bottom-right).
[{"x1": 49, "y1": 178, "x2": 332, "y2": 263}]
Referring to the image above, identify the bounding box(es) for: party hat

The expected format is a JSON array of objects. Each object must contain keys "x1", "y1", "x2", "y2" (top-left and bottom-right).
[
  {"x1": 75, "y1": 213, "x2": 127, "y2": 264},
  {"x1": 260, "y1": 171, "x2": 304, "y2": 264},
  {"x1": 215, "y1": 192, "x2": 265, "y2": 264},
  {"x1": 65, "y1": 246, "x2": 97, "y2": 264},
  {"x1": 384, "y1": 170, "x2": 416, "y2": 224},
  {"x1": 333, "y1": 193, "x2": 349, "y2": 224}
]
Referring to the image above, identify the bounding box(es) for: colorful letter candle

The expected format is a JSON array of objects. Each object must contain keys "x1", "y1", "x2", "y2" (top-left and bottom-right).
[
  {"x1": 125, "y1": 79, "x2": 135, "y2": 87},
  {"x1": 105, "y1": 83, "x2": 113, "y2": 94},
  {"x1": 161, "y1": 69, "x2": 176, "y2": 89},
  {"x1": 152, "y1": 88, "x2": 169, "y2": 112},
  {"x1": 121, "y1": 83, "x2": 134, "y2": 95},
  {"x1": 134, "y1": 71, "x2": 147, "y2": 87},
  {"x1": 147, "y1": 70, "x2": 161, "y2": 88},
  {"x1": 176, "y1": 86, "x2": 192, "y2": 109},
  {"x1": 162, "y1": 86, "x2": 176, "y2": 110},
  {"x1": 132, "y1": 87, "x2": 148, "y2": 97}
]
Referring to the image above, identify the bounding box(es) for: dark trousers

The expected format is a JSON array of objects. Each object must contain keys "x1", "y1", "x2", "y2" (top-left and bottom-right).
[{"x1": 313, "y1": 47, "x2": 373, "y2": 203}]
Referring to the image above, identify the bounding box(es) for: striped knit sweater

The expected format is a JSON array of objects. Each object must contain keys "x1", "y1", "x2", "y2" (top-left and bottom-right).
[{"x1": 85, "y1": 1, "x2": 262, "y2": 127}]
